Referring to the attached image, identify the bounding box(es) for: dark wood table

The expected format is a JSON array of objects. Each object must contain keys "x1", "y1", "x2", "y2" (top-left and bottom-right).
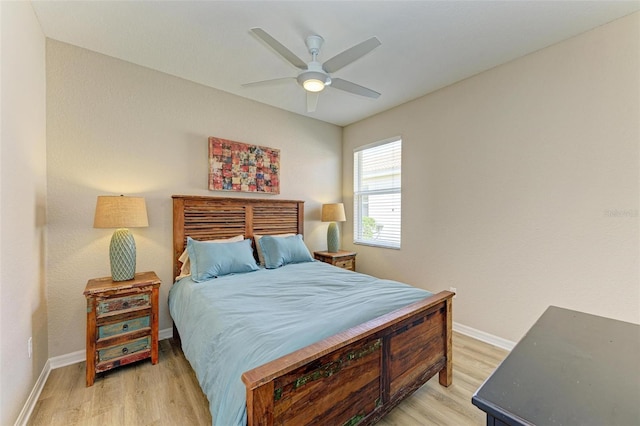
[{"x1": 472, "y1": 306, "x2": 640, "y2": 426}]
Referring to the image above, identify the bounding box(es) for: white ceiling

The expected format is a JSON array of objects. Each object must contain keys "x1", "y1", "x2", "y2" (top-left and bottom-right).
[{"x1": 32, "y1": 1, "x2": 639, "y2": 126}]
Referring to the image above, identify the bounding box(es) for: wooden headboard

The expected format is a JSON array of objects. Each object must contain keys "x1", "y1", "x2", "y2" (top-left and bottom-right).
[{"x1": 172, "y1": 195, "x2": 305, "y2": 279}]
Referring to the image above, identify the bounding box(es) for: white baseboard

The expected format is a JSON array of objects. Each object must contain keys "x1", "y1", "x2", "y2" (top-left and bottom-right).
[
  {"x1": 49, "y1": 349, "x2": 84, "y2": 369},
  {"x1": 159, "y1": 327, "x2": 173, "y2": 340},
  {"x1": 453, "y1": 321, "x2": 516, "y2": 351},
  {"x1": 13, "y1": 359, "x2": 51, "y2": 426}
]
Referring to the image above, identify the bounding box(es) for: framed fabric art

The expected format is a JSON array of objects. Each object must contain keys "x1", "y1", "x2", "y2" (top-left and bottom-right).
[{"x1": 208, "y1": 137, "x2": 280, "y2": 194}]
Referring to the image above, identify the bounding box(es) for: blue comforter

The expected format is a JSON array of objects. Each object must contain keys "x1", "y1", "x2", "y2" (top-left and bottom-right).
[{"x1": 168, "y1": 261, "x2": 432, "y2": 425}]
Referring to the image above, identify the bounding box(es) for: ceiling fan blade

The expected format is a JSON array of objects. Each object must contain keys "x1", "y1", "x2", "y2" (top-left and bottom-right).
[
  {"x1": 330, "y1": 78, "x2": 381, "y2": 99},
  {"x1": 251, "y1": 28, "x2": 307, "y2": 70},
  {"x1": 307, "y1": 92, "x2": 319, "y2": 113},
  {"x1": 242, "y1": 77, "x2": 295, "y2": 88},
  {"x1": 323, "y1": 37, "x2": 381, "y2": 73}
]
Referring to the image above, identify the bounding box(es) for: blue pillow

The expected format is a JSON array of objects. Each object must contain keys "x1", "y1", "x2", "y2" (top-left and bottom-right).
[
  {"x1": 259, "y1": 234, "x2": 314, "y2": 269},
  {"x1": 186, "y1": 237, "x2": 259, "y2": 282}
]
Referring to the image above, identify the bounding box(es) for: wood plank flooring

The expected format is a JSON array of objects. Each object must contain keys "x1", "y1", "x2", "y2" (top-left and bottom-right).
[{"x1": 27, "y1": 332, "x2": 507, "y2": 426}]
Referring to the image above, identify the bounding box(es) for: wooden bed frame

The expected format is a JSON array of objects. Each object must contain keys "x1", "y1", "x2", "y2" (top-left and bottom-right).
[{"x1": 172, "y1": 195, "x2": 454, "y2": 426}]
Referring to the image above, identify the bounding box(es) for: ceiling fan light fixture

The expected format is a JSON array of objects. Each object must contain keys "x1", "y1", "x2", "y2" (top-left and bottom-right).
[
  {"x1": 303, "y1": 78, "x2": 325, "y2": 92},
  {"x1": 297, "y1": 70, "x2": 330, "y2": 92}
]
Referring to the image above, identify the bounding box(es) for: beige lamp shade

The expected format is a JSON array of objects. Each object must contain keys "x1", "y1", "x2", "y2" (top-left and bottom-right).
[
  {"x1": 321, "y1": 203, "x2": 346, "y2": 222},
  {"x1": 94, "y1": 196, "x2": 149, "y2": 229}
]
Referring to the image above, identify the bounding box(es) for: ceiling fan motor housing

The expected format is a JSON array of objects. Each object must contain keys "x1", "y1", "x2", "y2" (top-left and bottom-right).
[{"x1": 297, "y1": 61, "x2": 331, "y2": 92}]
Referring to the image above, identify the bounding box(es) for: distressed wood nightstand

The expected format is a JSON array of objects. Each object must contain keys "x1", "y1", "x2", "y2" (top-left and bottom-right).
[
  {"x1": 314, "y1": 250, "x2": 357, "y2": 271},
  {"x1": 83, "y1": 271, "x2": 161, "y2": 386}
]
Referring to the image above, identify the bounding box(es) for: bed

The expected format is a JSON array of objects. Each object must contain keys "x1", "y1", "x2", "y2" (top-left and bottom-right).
[{"x1": 170, "y1": 195, "x2": 454, "y2": 426}]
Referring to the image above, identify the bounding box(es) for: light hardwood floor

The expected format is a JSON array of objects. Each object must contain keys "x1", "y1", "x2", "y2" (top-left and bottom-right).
[{"x1": 28, "y1": 332, "x2": 507, "y2": 426}]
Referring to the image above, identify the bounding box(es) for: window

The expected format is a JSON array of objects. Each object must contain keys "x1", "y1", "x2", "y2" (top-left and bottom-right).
[{"x1": 353, "y1": 138, "x2": 401, "y2": 249}]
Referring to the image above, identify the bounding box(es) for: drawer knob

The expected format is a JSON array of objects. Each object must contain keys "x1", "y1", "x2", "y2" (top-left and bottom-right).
[
  {"x1": 122, "y1": 324, "x2": 129, "y2": 331},
  {"x1": 122, "y1": 301, "x2": 129, "y2": 308},
  {"x1": 122, "y1": 347, "x2": 129, "y2": 355}
]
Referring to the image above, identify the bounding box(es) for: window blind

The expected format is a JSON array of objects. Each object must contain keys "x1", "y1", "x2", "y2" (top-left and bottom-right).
[{"x1": 354, "y1": 138, "x2": 401, "y2": 249}]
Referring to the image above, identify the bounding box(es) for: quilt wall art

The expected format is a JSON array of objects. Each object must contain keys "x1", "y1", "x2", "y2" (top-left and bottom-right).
[{"x1": 208, "y1": 137, "x2": 280, "y2": 194}]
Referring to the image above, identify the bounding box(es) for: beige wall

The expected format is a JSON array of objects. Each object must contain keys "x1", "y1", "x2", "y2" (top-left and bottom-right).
[
  {"x1": 343, "y1": 13, "x2": 639, "y2": 342},
  {"x1": 46, "y1": 40, "x2": 342, "y2": 358},
  {"x1": 0, "y1": 2, "x2": 48, "y2": 424}
]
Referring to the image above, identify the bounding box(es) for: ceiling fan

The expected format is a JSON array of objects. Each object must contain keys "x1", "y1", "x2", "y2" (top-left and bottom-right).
[{"x1": 243, "y1": 28, "x2": 381, "y2": 113}]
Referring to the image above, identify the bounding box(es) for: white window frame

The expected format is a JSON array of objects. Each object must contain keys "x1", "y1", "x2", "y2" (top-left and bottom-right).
[{"x1": 353, "y1": 137, "x2": 401, "y2": 249}]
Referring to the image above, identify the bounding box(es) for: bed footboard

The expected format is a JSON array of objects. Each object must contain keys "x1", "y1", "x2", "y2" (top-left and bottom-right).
[{"x1": 242, "y1": 290, "x2": 453, "y2": 426}]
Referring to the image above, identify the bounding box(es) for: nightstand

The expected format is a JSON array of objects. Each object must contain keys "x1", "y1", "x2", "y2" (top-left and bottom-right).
[
  {"x1": 83, "y1": 271, "x2": 161, "y2": 386},
  {"x1": 314, "y1": 250, "x2": 357, "y2": 271}
]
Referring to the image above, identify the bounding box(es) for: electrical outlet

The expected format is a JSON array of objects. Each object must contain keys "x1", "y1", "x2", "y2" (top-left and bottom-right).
[
  {"x1": 449, "y1": 287, "x2": 457, "y2": 298},
  {"x1": 28, "y1": 337, "x2": 33, "y2": 359}
]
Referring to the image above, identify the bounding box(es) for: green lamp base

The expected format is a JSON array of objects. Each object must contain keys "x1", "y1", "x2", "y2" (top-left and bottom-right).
[
  {"x1": 327, "y1": 222, "x2": 340, "y2": 253},
  {"x1": 110, "y1": 228, "x2": 136, "y2": 281}
]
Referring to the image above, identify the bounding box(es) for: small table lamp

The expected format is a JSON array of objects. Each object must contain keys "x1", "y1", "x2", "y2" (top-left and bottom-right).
[
  {"x1": 321, "y1": 203, "x2": 346, "y2": 253},
  {"x1": 94, "y1": 195, "x2": 149, "y2": 281}
]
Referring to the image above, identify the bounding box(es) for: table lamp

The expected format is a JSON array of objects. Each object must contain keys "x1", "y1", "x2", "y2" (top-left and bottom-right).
[
  {"x1": 94, "y1": 195, "x2": 149, "y2": 281},
  {"x1": 321, "y1": 203, "x2": 346, "y2": 253}
]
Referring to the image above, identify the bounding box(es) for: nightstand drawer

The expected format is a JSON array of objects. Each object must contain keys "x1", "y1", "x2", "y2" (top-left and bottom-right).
[
  {"x1": 97, "y1": 293, "x2": 150, "y2": 315},
  {"x1": 98, "y1": 316, "x2": 150, "y2": 339},
  {"x1": 98, "y1": 336, "x2": 151, "y2": 362},
  {"x1": 335, "y1": 259, "x2": 354, "y2": 270}
]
